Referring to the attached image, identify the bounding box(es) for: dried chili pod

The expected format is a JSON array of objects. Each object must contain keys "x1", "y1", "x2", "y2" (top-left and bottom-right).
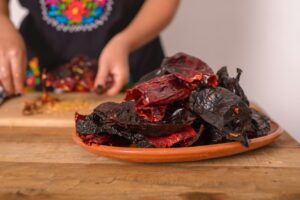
[
  {"x1": 79, "y1": 134, "x2": 111, "y2": 145},
  {"x1": 47, "y1": 56, "x2": 98, "y2": 92},
  {"x1": 126, "y1": 74, "x2": 193, "y2": 121},
  {"x1": 248, "y1": 108, "x2": 271, "y2": 138},
  {"x1": 138, "y1": 52, "x2": 218, "y2": 87},
  {"x1": 199, "y1": 125, "x2": 249, "y2": 147},
  {"x1": 134, "y1": 105, "x2": 167, "y2": 122},
  {"x1": 188, "y1": 87, "x2": 253, "y2": 147},
  {"x1": 79, "y1": 133, "x2": 130, "y2": 147},
  {"x1": 164, "y1": 106, "x2": 197, "y2": 125},
  {"x1": 126, "y1": 74, "x2": 192, "y2": 107},
  {"x1": 92, "y1": 101, "x2": 196, "y2": 137},
  {"x1": 189, "y1": 87, "x2": 242, "y2": 130},
  {"x1": 75, "y1": 113, "x2": 103, "y2": 135},
  {"x1": 145, "y1": 126, "x2": 198, "y2": 148},
  {"x1": 217, "y1": 66, "x2": 249, "y2": 105},
  {"x1": 162, "y1": 53, "x2": 217, "y2": 87},
  {"x1": 200, "y1": 126, "x2": 227, "y2": 144}
]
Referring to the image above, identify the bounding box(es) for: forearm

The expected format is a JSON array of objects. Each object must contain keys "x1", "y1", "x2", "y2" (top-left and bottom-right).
[{"x1": 116, "y1": 0, "x2": 180, "y2": 52}]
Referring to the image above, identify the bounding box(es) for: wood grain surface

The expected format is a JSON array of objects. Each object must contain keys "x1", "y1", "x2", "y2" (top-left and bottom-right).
[
  {"x1": 0, "y1": 93, "x2": 124, "y2": 127},
  {"x1": 0, "y1": 99, "x2": 299, "y2": 200},
  {"x1": 0, "y1": 127, "x2": 299, "y2": 200}
]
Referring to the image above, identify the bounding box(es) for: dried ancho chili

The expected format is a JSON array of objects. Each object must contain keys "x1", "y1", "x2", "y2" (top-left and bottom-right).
[
  {"x1": 217, "y1": 66, "x2": 249, "y2": 105},
  {"x1": 75, "y1": 53, "x2": 271, "y2": 148}
]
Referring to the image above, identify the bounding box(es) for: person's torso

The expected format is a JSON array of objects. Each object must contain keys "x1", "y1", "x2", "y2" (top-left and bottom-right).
[
  {"x1": 19, "y1": 0, "x2": 164, "y2": 82},
  {"x1": 19, "y1": 0, "x2": 144, "y2": 64}
]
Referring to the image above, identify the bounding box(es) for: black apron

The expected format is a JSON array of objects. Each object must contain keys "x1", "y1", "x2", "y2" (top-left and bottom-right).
[{"x1": 19, "y1": 0, "x2": 164, "y2": 82}]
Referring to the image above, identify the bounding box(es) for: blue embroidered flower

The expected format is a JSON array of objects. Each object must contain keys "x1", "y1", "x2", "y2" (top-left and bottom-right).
[
  {"x1": 49, "y1": 5, "x2": 58, "y2": 10},
  {"x1": 82, "y1": 16, "x2": 95, "y2": 24},
  {"x1": 94, "y1": 7, "x2": 103, "y2": 17},
  {"x1": 56, "y1": 15, "x2": 68, "y2": 24}
]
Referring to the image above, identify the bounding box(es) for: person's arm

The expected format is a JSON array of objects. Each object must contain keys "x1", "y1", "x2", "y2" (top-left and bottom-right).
[
  {"x1": 117, "y1": 0, "x2": 180, "y2": 53},
  {"x1": 0, "y1": 0, "x2": 26, "y2": 95},
  {"x1": 95, "y1": 0, "x2": 180, "y2": 96}
]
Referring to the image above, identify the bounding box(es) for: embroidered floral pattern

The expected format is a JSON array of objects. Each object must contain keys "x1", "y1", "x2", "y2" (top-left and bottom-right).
[{"x1": 40, "y1": 0, "x2": 113, "y2": 32}]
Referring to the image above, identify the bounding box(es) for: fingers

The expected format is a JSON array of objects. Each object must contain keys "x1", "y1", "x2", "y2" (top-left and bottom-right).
[
  {"x1": 94, "y1": 58, "x2": 109, "y2": 88},
  {"x1": 10, "y1": 51, "x2": 26, "y2": 94},
  {"x1": 0, "y1": 58, "x2": 14, "y2": 95},
  {"x1": 0, "y1": 47, "x2": 26, "y2": 96},
  {"x1": 106, "y1": 65, "x2": 129, "y2": 96},
  {"x1": 106, "y1": 77, "x2": 125, "y2": 96}
]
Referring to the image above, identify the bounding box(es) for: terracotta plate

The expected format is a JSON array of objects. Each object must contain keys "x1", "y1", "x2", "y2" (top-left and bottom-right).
[{"x1": 72, "y1": 121, "x2": 283, "y2": 163}]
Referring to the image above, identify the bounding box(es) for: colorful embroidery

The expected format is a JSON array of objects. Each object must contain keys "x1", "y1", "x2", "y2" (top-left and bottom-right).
[
  {"x1": 39, "y1": 0, "x2": 113, "y2": 32},
  {"x1": 25, "y1": 57, "x2": 42, "y2": 91}
]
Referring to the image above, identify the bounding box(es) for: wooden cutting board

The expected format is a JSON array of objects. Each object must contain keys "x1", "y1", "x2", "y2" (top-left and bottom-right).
[{"x1": 0, "y1": 92, "x2": 124, "y2": 127}]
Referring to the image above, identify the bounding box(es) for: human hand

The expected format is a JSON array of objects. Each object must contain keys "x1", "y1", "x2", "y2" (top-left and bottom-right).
[
  {"x1": 0, "y1": 25, "x2": 26, "y2": 96},
  {"x1": 94, "y1": 35, "x2": 130, "y2": 96}
]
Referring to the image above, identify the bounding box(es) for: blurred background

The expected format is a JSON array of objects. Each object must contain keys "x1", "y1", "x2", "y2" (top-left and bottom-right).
[{"x1": 9, "y1": 0, "x2": 300, "y2": 142}]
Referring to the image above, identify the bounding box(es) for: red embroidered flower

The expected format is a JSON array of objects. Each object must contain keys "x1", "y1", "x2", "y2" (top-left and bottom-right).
[
  {"x1": 95, "y1": 0, "x2": 107, "y2": 6},
  {"x1": 45, "y1": 0, "x2": 59, "y2": 5},
  {"x1": 64, "y1": 1, "x2": 87, "y2": 22}
]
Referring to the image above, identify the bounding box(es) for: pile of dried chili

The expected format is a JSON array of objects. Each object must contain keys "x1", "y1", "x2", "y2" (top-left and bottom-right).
[
  {"x1": 76, "y1": 53, "x2": 271, "y2": 148},
  {"x1": 46, "y1": 56, "x2": 98, "y2": 92}
]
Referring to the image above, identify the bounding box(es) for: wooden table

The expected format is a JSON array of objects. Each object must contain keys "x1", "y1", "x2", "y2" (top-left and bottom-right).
[{"x1": 0, "y1": 114, "x2": 300, "y2": 199}]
